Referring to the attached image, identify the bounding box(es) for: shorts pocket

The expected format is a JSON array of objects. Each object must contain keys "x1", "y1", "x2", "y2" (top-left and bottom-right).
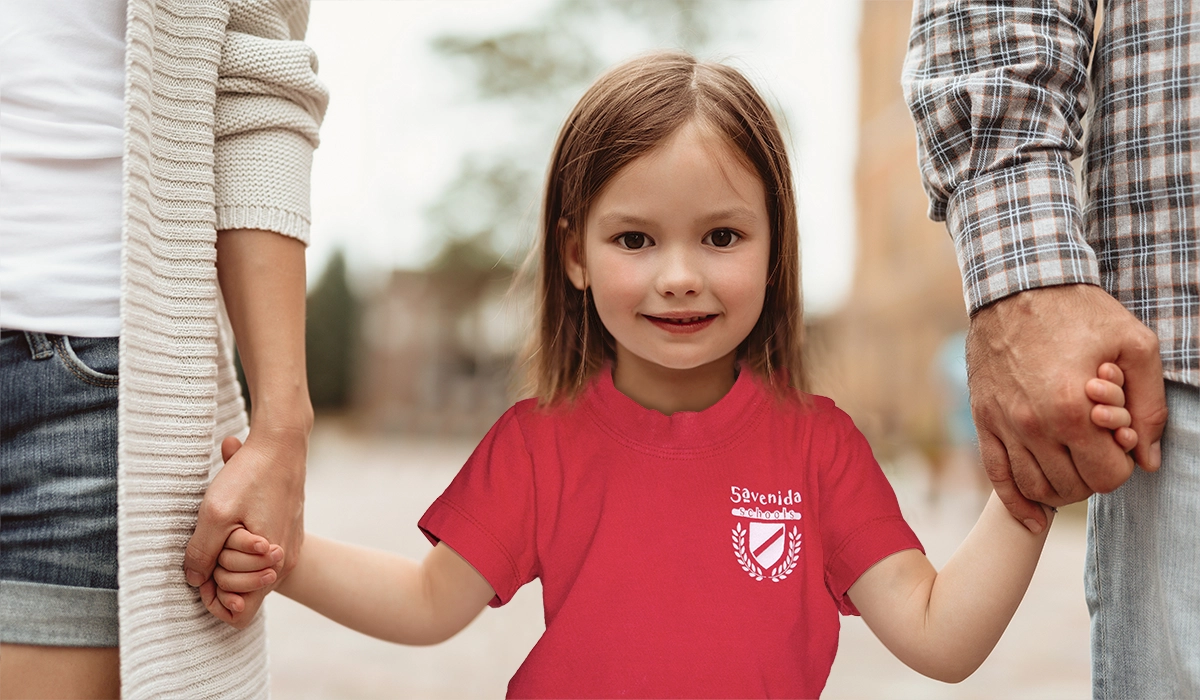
[{"x1": 53, "y1": 336, "x2": 119, "y2": 388}]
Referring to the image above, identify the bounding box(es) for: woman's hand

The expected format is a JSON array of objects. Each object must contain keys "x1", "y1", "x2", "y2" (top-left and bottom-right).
[{"x1": 188, "y1": 432, "x2": 307, "y2": 627}]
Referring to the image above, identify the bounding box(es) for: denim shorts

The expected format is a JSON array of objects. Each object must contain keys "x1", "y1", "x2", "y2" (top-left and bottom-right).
[{"x1": 0, "y1": 330, "x2": 119, "y2": 647}]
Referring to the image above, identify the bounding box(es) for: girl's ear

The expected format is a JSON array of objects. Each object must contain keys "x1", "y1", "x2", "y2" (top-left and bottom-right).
[{"x1": 563, "y1": 219, "x2": 588, "y2": 291}]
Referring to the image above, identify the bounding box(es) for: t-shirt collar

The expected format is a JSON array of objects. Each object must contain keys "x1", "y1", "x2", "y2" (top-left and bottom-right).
[{"x1": 581, "y1": 363, "x2": 766, "y2": 455}]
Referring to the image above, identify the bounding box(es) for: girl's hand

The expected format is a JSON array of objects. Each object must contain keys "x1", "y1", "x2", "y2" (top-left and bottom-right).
[
  {"x1": 200, "y1": 527, "x2": 283, "y2": 616},
  {"x1": 1087, "y1": 363, "x2": 1138, "y2": 452},
  {"x1": 216, "y1": 528, "x2": 283, "y2": 590}
]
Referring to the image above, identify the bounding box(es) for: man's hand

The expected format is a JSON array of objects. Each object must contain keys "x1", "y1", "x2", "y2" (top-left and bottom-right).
[
  {"x1": 967, "y1": 284, "x2": 1168, "y2": 532},
  {"x1": 185, "y1": 431, "x2": 307, "y2": 628}
]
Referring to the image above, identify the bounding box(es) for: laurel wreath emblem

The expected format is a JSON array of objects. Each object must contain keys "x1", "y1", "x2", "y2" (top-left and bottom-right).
[{"x1": 732, "y1": 523, "x2": 801, "y2": 582}]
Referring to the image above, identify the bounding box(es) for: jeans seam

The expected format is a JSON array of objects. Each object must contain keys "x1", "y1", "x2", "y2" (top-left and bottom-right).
[
  {"x1": 1092, "y1": 497, "x2": 1106, "y2": 699},
  {"x1": 52, "y1": 337, "x2": 118, "y2": 388}
]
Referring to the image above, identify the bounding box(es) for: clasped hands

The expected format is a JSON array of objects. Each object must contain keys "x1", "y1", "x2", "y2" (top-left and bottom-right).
[
  {"x1": 967, "y1": 284, "x2": 1169, "y2": 532},
  {"x1": 183, "y1": 429, "x2": 307, "y2": 628}
]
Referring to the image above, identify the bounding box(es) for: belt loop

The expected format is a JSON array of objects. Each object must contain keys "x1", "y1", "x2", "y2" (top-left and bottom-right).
[{"x1": 23, "y1": 332, "x2": 54, "y2": 360}]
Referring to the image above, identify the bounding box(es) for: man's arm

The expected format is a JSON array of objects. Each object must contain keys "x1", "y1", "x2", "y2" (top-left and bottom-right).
[{"x1": 903, "y1": 1, "x2": 1167, "y2": 528}]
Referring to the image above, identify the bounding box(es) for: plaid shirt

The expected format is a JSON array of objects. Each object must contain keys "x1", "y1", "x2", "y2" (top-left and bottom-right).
[{"x1": 903, "y1": 0, "x2": 1199, "y2": 387}]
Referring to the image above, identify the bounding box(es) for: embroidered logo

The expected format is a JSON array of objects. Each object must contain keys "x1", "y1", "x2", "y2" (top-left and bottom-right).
[{"x1": 730, "y1": 486, "x2": 802, "y2": 582}]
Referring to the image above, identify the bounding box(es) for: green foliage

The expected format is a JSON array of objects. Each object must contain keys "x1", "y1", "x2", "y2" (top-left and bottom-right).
[{"x1": 305, "y1": 249, "x2": 360, "y2": 410}]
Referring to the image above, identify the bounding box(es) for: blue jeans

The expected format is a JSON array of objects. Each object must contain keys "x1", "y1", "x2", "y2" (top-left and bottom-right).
[
  {"x1": 0, "y1": 330, "x2": 120, "y2": 647},
  {"x1": 1087, "y1": 379, "x2": 1200, "y2": 698}
]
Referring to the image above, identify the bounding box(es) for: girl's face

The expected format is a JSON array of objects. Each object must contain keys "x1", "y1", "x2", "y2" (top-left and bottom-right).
[{"x1": 566, "y1": 121, "x2": 771, "y2": 381}]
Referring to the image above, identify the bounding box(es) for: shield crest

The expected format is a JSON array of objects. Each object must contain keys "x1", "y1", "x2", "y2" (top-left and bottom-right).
[
  {"x1": 749, "y1": 521, "x2": 786, "y2": 569},
  {"x1": 730, "y1": 499, "x2": 802, "y2": 582}
]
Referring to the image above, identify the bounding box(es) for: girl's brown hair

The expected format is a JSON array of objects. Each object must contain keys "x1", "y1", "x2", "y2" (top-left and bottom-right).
[{"x1": 522, "y1": 50, "x2": 805, "y2": 403}]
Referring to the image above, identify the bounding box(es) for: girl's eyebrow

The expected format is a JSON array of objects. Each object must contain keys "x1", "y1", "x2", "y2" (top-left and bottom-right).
[
  {"x1": 697, "y1": 206, "x2": 760, "y2": 225},
  {"x1": 595, "y1": 212, "x2": 655, "y2": 228},
  {"x1": 596, "y1": 206, "x2": 760, "y2": 228}
]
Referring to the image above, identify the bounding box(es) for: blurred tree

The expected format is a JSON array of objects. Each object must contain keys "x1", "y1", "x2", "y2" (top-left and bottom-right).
[{"x1": 305, "y1": 249, "x2": 360, "y2": 410}]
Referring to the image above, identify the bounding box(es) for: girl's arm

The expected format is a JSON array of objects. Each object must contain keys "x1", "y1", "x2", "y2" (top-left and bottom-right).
[
  {"x1": 272, "y1": 536, "x2": 497, "y2": 646},
  {"x1": 846, "y1": 494, "x2": 1052, "y2": 683},
  {"x1": 848, "y1": 363, "x2": 1134, "y2": 682},
  {"x1": 206, "y1": 438, "x2": 496, "y2": 643}
]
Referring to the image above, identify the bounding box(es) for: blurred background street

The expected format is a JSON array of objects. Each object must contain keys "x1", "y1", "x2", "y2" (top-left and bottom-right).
[{"x1": 263, "y1": 1, "x2": 1095, "y2": 696}]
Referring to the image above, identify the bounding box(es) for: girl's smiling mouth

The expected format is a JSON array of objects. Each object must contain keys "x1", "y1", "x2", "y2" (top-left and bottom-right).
[{"x1": 643, "y1": 314, "x2": 719, "y2": 333}]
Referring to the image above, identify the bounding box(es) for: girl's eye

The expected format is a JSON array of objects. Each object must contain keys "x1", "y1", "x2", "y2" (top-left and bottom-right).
[
  {"x1": 616, "y1": 233, "x2": 652, "y2": 250},
  {"x1": 706, "y1": 229, "x2": 740, "y2": 248}
]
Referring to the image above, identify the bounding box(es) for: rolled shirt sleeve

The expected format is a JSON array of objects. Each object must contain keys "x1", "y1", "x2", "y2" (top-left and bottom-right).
[
  {"x1": 214, "y1": 0, "x2": 330, "y2": 243},
  {"x1": 902, "y1": 0, "x2": 1101, "y2": 314}
]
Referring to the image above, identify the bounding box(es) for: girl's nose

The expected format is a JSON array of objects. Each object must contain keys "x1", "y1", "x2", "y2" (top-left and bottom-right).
[{"x1": 655, "y1": 248, "x2": 702, "y2": 297}]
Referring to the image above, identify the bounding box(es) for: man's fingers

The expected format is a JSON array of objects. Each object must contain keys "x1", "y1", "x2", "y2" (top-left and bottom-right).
[
  {"x1": 1116, "y1": 328, "x2": 1167, "y2": 471},
  {"x1": 1066, "y1": 436, "x2": 1134, "y2": 494},
  {"x1": 221, "y1": 436, "x2": 243, "y2": 464},
  {"x1": 977, "y1": 430, "x2": 1048, "y2": 532},
  {"x1": 1004, "y1": 441, "x2": 1059, "y2": 503}
]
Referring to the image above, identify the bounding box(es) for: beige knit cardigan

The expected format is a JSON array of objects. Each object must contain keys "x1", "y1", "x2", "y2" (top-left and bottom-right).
[{"x1": 118, "y1": 1, "x2": 326, "y2": 697}]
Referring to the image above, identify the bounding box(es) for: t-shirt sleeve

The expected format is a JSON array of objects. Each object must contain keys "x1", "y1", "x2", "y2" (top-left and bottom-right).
[
  {"x1": 418, "y1": 405, "x2": 539, "y2": 608},
  {"x1": 817, "y1": 405, "x2": 923, "y2": 616}
]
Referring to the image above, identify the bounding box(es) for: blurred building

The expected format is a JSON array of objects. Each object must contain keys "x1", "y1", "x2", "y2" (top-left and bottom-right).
[
  {"x1": 352, "y1": 240, "x2": 526, "y2": 437},
  {"x1": 807, "y1": 0, "x2": 969, "y2": 464}
]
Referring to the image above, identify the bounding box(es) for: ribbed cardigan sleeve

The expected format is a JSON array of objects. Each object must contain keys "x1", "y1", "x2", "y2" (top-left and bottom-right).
[{"x1": 214, "y1": 0, "x2": 329, "y2": 243}]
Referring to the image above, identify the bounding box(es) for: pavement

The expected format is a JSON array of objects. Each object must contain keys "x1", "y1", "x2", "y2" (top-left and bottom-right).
[{"x1": 266, "y1": 423, "x2": 1091, "y2": 699}]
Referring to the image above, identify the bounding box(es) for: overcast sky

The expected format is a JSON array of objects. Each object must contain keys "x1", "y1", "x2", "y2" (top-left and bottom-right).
[{"x1": 304, "y1": 0, "x2": 863, "y2": 317}]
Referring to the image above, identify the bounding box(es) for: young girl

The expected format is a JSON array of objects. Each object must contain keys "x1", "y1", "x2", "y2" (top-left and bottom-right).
[{"x1": 207, "y1": 51, "x2": 1138, "y2": 697}]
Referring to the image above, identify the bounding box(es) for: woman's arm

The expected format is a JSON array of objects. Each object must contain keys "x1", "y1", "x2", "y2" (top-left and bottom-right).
[
  {"x1": 846, "y1": 493, "x2": 1053, "y2": 683},
  {"x1": 276, "y1": 537, "x2": 497, "y2": 645},
  {"x1": 184, "y1": 0, "x2": 328, "y2": 626},
  {"x1": 184, "y1": 229, "x2": 312, "y2": 627}
]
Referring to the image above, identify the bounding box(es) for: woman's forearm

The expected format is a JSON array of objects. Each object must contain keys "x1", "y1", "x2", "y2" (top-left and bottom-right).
[
  {"x1": 184, "y1": 228, "x2": 312, "y2": 624},
  {"x1": 850, "y1": 493, "x2": 1053, "y2": 682},
  {"x1": 215, "y1": 228, "x2": 313, "y2": 433}
]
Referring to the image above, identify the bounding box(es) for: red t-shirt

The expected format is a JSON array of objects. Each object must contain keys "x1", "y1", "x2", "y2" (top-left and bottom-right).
[{"x1": 419, "y1": 368, "x2": 922, "y2": 698}]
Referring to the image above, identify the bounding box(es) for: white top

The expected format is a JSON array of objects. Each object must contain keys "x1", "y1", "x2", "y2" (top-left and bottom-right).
[{"x1": 0, "y1": 0, "x2": 127, "y2": 336}]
